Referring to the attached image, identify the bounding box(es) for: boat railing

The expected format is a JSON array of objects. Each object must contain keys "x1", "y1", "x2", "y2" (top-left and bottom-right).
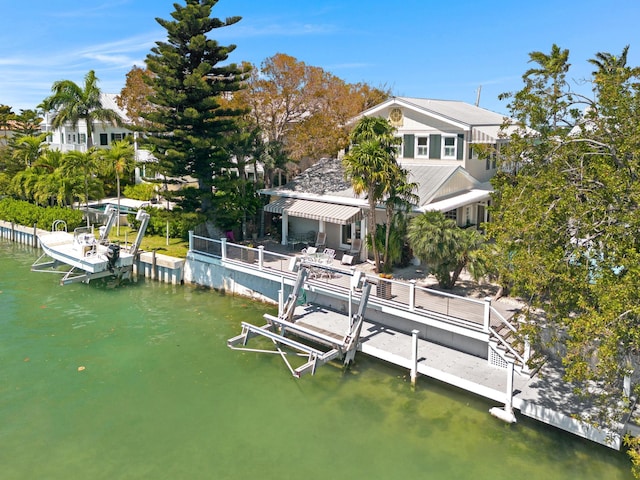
[
  {"x1": 52, "y1": 220, "x2": 67, "y2": 232},
  {"x1": 73, "y1": 225, "x2": 94, "y2": 239}
]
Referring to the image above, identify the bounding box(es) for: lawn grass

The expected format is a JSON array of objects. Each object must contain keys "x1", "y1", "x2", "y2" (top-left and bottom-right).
[{"x1": 110, "y1": 225, "x2": 189, "y2": 258}]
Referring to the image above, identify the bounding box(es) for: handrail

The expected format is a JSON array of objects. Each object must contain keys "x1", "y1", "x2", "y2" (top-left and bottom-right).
[
  {"x1": 189, "y1": 233, "x2": 495, "y2": 335},
  {"x1": 488, "y1": 305, "x2": 526, "y2": 366}
]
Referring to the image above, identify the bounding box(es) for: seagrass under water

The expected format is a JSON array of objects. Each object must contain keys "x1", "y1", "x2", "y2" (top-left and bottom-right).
[{"x1": 0, "y1": 240, "x2": 633, "y2": 479}]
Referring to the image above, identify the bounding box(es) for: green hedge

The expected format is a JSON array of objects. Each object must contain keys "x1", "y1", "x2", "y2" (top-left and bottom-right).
[
  {"x1": 128, "y1": 208, "x2": 205, "y2": 240},
  {"x1": 0, "y1": 198, "x2": 84, "y2": 230}
]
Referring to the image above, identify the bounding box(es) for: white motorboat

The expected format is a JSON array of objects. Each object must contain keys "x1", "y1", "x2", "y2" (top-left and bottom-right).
[{"x1": 32, "y1": 205, "x2": 150, "y2": 285}]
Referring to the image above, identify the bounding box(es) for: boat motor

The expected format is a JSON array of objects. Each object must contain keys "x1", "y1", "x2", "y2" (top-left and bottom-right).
[{"x1": 106, "y1": 244, "x2": 120, "y2": 270}]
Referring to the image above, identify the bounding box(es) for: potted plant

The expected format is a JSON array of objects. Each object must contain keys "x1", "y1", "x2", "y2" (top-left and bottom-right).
[{"x1": 377, "y1": 273, "x2": 393, "y2": 299}]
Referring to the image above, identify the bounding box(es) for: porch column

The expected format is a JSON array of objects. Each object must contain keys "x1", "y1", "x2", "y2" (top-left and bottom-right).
[
  {"x1": 360, "y1": 216, "x2": 368, "y2": 261},
  {"x1": 281, "y1": 212, "x2": 288, "y2": 246}
]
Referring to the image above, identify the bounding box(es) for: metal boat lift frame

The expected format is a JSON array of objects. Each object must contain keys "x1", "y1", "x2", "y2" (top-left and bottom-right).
[
  {"x1": 31, "y1": 206, "x2": 150, "y2": 285},
  {"x1": 227, "y1": 264, "x2": 372, "y2": 378},
  {"x1": 30, "y1": 255, "x2": 136, "y2": 285}
]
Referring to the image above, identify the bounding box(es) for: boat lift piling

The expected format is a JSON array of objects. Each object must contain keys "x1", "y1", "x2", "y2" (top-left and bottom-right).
[{"x1": 227, "y1": 262, "x2": 372, "y2": 378}]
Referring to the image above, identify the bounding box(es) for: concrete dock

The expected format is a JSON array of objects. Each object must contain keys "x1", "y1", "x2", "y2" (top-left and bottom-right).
[{"x1": 292, "y1": 302, "x2": 629, "y2": 450}]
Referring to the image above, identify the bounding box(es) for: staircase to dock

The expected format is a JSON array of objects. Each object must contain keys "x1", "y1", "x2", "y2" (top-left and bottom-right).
[{"x1": 487, "y1": 307, "x2": 544, "y2": 376}]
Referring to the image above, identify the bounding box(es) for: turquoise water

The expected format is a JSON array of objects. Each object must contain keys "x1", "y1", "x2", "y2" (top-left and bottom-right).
[{"x1": 0, "y1": 240, "x2": 633, "y2": 479}]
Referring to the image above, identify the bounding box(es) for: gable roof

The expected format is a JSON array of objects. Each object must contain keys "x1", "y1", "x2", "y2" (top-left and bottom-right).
[
  {"x1": 100, "y1": 93, "x2": 129, "y2": 123},
  {"x1": 359, "y1": 96, "x2": 506, "y2": 127},
  {"x1": 356, "y1": 96, "x2": 523, "y2": 144},
  {"x1": 405, "y1": 164, "x2": 480, "y2": 206}
]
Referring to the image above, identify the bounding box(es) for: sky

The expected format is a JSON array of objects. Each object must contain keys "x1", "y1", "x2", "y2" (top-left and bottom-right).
[{"x1": 1, "y1": 0, "x2": 639, "y2": 116}]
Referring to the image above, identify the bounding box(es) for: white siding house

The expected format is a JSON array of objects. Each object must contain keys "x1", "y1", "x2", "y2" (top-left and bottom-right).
[
  {"x1": 261, "y1": 96, "x2": 515, "y2": 260},
  {"x1": 41, "y1": 93, "x2": 140, "y2": 153}
]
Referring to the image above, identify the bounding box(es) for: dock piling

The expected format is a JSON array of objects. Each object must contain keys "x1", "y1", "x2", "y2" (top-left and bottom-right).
[{"x1": 411, "y1": 329, "x2": 419, "y2": 386}]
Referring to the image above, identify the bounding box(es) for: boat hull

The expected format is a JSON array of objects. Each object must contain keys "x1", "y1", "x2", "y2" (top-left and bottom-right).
[{"x1": 38, "y1": 231, "x2": 133, "y2": 274}]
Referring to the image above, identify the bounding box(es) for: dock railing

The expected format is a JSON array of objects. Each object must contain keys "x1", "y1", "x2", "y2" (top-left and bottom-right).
[{"x1": 188, "y1": 233, "x2": 506, "y2": 336}]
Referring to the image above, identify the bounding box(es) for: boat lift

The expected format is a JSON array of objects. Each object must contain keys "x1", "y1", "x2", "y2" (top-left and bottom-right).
[
  {"x1": 31, "y1": 205, "x2": 151, "y2": 285},
  {"x1": 227, "y1": 263, "x2": 372, "y2": 378}
]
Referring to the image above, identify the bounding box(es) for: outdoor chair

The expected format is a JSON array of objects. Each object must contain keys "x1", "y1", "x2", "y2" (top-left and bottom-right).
[
  {"x1": 314, "y1": 232, "x2": 326, "y2": 249},
  {"x1": 323, "y1": 248, "x2": 335, "y2": 260},
  {"x1": 348, "y1": 238, "x2": 362, "y2": 256}
]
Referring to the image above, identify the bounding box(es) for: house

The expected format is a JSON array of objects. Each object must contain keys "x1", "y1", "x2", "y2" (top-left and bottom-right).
[
  {"x1": 41, "y1": 94, "x2": 133, "y2": 152},
  {"x1": 261, "y1": 96, "x2": 516, "y2": 260}
]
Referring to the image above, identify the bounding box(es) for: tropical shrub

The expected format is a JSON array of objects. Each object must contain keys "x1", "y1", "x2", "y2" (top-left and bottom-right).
[
  {"x1": 0, "y1": 198, "x2": 84, "y2": 230},
  {"x1": 128, "y1": 208, "x2": 205, "y2": 240},
  {"x1": 123, "y1": 183, "x2": 156, "y2": 201}
]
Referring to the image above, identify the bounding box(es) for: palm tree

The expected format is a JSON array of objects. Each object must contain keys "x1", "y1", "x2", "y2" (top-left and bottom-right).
[
  {"x1": 10, "y1": 169, "x2": 39, "y2": 202},
  {"x1": 97, "y1": 140, "x2": 135, "y2": 234},
  {"x1": 343, "y1": 116, "x2": 400, "y2": 272},
  {"x1": 382, "y1": 166, "x2": 418, "y2": 271},
  {"x1": 39, "y1": 70, "x2": 121, "y2": 150},
  {"x1": 12, "y1": 133, "x2": 48, "y2": 167},
  {"x1": 32, "y1": 149, "x2": 71, "y2": 206},
  {"x1": 408, "y1": 211, "x2": 484, "y2": 289},
  {"x1": 589, "y1": 45, "x2": 630, "y2": 77},
  {"x1": 62, "y1": 150, "x2": 102, "y2": 224},
  {"x1": 524, "y1": 44, "x2": 570, "y2": 129}
]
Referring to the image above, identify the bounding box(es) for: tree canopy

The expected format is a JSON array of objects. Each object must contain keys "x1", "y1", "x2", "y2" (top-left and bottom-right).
[
  {"x1": 142, "y1": 0, "x2": 250, "y2": 205},
  {"x1": 227, "y1": 53, "x2": 390, "y2": 185},
  {"x1": 488, "y1": 44, "x2": 640, "y2": 435},
  {"x1": 408, "y1": 211, "x2": 484, "y2": 289},
  {"x1": 343, "y1": 116, "x2": 409, "y2": 273}
]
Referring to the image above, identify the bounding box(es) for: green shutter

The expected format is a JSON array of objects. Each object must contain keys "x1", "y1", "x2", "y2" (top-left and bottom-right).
[
  {"x1": 429, "y1": 134, "x2": 441, "y2": 159},
  {"x1": 403, "y1": 134, "x2": 415, "y2": 158},
  {"x1": 457, "y1": 133, "x2": 464, "y2": 160}
]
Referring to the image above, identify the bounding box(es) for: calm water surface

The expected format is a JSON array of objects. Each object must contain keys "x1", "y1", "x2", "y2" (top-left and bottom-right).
[{"x1": 0, "y1": 241, "x2": 633, "y2": 479}]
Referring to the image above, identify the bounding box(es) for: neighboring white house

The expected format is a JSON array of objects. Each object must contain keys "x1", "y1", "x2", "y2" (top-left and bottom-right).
[
  {"x1": 261, "y1": 96, "x2": 516, "y2": 260},
  {"x1": 41, "y1": 94, "x2": 134, "y2": 152}
]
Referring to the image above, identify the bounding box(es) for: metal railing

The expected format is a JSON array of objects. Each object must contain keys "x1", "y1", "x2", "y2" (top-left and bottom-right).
[
  {"x1": 487, "y1": 307, "x2": 529, "y2": 367},
  {"x1": 188, "y1": 232, "x2": 501, "y2": 336}
]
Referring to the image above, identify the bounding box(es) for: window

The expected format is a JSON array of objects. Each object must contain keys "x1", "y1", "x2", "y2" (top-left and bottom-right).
[
  {"x1": 100, "y1": 133, "x2": 108, "y2": 146},
  {"x1": 341, "y1": 224, "x2": 352, "y2": 245},
  {"x1": 485, "y1": 148, "x2": 497, "y2": 170},
  {"x1": 416, "y1": 137, "x2": 428, "y2": 156},
  {"x1": 444, "y1": 209, "x2": 457, "y2": 221},
  {"x1": 443, "y1": 136, "x2": 456, "y2": 158},
  {"x1": 111, "y1": 133, "x2": 124, "y2": 142},
  {"x1": 79, "y1": 134, "x2": 86, "y2": 144}
]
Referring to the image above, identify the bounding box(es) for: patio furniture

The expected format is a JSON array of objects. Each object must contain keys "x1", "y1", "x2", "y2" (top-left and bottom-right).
[
  {"x1": 348, "y1": 238, "x2": 362, "y2": 256},
  {"x1": 314, "y1": 232, "x2": 326, "y2": 249},
  {"x1": 341, "y1": 253, "x2": 354, "y2": 265},
  {"x1": 304, "y1": 250, "x2": 334, "y2": 278},
  {"x1": 322, "y1": 248, "x2": 335, "y2": 260}
]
